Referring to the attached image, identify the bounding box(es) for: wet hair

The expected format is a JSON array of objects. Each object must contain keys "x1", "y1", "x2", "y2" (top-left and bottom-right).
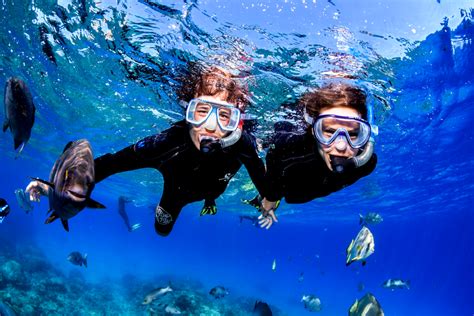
[
  {"x1": 177, "y1": 63, "x2": 249, "y2": 112},
  {"x1": 300, "y1": 83, "x2": 368, "y2": 120}
]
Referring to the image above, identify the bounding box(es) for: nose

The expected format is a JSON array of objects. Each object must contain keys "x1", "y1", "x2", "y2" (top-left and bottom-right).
[
  {"x1": 203, "y1": 111, "x2": 217, "y2": 131},
  {"x1": 334, "y1": 135, "x2": 348, "y2": 151}
]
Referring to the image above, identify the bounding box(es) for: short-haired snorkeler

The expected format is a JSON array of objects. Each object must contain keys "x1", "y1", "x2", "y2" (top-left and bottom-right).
[
  {"x1": 26, "y1": 65, "x2": 269, "y2": 236},
  {"x1": 254, "y1": 83, "x2": 378, "y2": 229}
]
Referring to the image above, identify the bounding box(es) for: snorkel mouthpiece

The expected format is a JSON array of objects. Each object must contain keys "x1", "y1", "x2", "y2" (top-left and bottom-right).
[
  {"x1": 330, "y1": 155, "x2": 356, "y2": 174},
  {"x1": 200, "y1": 138, "x2": 222, "y2": 154}
]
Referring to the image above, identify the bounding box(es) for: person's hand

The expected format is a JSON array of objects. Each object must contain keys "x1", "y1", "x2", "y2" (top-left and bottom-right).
[
  {"x1": 25, "y1": 180, "x2": 51, "y2": 202},
  {"x1": 258, "y1": 198, "x2": 279, "y2": 229}
]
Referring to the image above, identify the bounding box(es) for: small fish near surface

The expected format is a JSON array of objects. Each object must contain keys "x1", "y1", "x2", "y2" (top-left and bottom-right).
[
  {"x1": 349, "y1": 293, "x2": 384, "y2": 316},
  {"x1": 301, "y1": 294, "x2": 322, "y2": 312},
  {"x1": 0, "y1": 198, "x2": 11, "y2": 223},
  {"x1": 67, "y1": 251, "x2": 87, "y2": 268},
  {"x1": 359, "y1": 212, "x2": 383, "y2": 226},
  {"x1": 32, "y1": 139, "x2": 105, "y2": 231},
  {"x1": 3, "y1": 77, "x2": 35, "y2": 157},
  {"x1": 253, "y1": 300, "x2": 273, "y2": 316},
  {"x1": 346, "y1": 226, "x2": 375, "y2": 266},
  {"x1": 15, "y1": 188, "x2": 33, "y2": 213},
  {"x1": 209, "y1": 286, "x2": 229, "y2": 299},
  {"x1": 142, "y1": 285, "x2": 173, "y2": 305},
  {"x1": 382, "y1": 279, "x2": 410, "y2": 290}
]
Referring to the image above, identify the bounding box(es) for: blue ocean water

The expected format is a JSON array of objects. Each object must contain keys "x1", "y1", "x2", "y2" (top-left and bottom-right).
[{"x1": 0, "y1": 0, "x2": 473, "y2": 315}]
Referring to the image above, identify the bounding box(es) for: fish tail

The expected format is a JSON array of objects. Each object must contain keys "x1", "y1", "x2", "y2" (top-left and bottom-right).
[
  {"x1": 83, "y1": 253, "x2": 88, "y2": 268},
  {"x1": 359, "y1": 214, "x2": 364, "y2": 226}
]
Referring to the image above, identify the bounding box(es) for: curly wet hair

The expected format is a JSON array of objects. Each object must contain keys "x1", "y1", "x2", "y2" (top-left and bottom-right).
[
  {"x1": 177, "y1": 63, "x2": 250, "y2": 112},
  {"x1": 300, "y1": 83, "x2": 368, "y2": 120}
]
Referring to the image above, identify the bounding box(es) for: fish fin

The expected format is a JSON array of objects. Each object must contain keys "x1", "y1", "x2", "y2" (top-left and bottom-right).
[
  {"x1": 359, "y1": 214, "x2": 364, "y2": 225},
  {"x1": 62, "y1": 141, "x2": 74, "y2": 153},
  {"x1": 349, "y1": 299, "x2": 358, "y2": 313},
  {"x1": 362, "y1": 260, "x2": 367, "y2": 266},
  {"x1": 2, "y1": 119, "x2": 9, "y2": 132},
  {"x1": 31, "y1": 177, "x2": 55, "y2": 189},
  {"x1": 61, "y1": 219, "x2": 70, "y2": 232},
  {"x1": 14, "y1": 138, "x2": 24, "y2": 151},
  {"x1": 83, "y1": 253, "x2": 87, "y2": 268},
  {"x1": 14, "y1": 142, "x2": 26, "y2": 159},
  {"x1": 45, "y1": 213, "x2": 59, "y2": 224},
  {"x1": 86, "y1": 197, "x2": 106, "y2": 209}
]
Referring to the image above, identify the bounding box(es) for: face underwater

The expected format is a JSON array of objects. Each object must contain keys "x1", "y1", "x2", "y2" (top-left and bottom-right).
[
  {"x1": 315, "y1": 106, "x2": 363, "y2": 171},
  {"x1": 188, "y1": 94, "x2": 240, "y2": 151}
]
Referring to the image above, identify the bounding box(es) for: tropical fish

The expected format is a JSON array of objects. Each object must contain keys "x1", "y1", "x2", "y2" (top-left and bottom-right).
[
  {"x1": 164, "y1": 305, "x2": 181, "y2": 315},
  {"x1": 67, "y1": 251, "x2": 87, "y2": 267},
  {"x1": 346, "y1": 226, "x2": 375, "y2": 266},
  {"x1": 3, "y1": 77, "x2": 35, "y2": 156},
  {"x1": 15, "y1": 188, "x2": 33, "y2": 213},
  {"x1": 142, "y1": 285, "x2": 173, "y2": 305},
  {"x1": 382, "y1": 279, "x2": 410, "y2": 290},
  {"x1": 271, "y1": 258, "x2": 276, "y2": 272},
  {"x1": 359, "y1": 212, "x2": 383, "y2": 226},
  {"x1": 209, "y1": 286, "x2": 229, "y2": 299},
  {"x1": 349, "y1": 293, "x2": 384, "y2": 316},
  {"x1": 0, "y1": 198, "x2": 11, "y2": 223},
  {"x1": 32, "y1": 139, "x2": 105, "y2": 231},
  {"x1": 118, "y1": 196, "x2": 141, "y2": 232},
  {"x1": 253, "y1": 300, "x2": 273, "y2": 315},
  {"x1": 301, "y1": 294, "x2": 322, "y2": 312}
]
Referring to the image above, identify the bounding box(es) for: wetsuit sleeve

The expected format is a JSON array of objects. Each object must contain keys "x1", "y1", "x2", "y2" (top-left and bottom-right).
[
  {"x1": 264, "y1": 144, "x2": 284, "y2": 202},
  {"x1": 94, "y1": 133, "x2": 172, "y2": 183},
  {"x1": 238, "y1": 133, "x2": 268, "y2": 198}
]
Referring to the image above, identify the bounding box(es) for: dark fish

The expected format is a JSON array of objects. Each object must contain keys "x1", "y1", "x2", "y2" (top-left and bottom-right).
[
  {"x1": 118, "y1": 196, "x2": 141, "y2": 232},
  {"x1": 33, "y1": 139, "x2": 105, "y2": 231},
  {"x1": 3, "y1": 77, "x2": 35, "y2": 156},
  {"x1": 253, "y1": 300, "x2": 272, "y2": 315},
  {"x1": 67, "y1": 251, "x2": 87, "y2": 267},
  {"x1": 209, "y1": 286, "x2": 229, "y2": 299},
  {"x1": 349, "y1": 293, "x2": 384, "y2": 316},
  {"x1": 0, "y1": 198, "x2": 11, "y2": 223}
]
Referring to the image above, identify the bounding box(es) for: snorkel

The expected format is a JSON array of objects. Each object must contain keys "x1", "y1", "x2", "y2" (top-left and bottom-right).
[{"x1": 199, "y1": 125, "x2": 243, "y2": 154}]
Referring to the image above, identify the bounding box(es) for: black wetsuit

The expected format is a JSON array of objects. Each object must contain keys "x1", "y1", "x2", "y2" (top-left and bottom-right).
[
  {"x1": 94, "y1": 120, "x2": 266, "y2": 236},
  {"x1": 265, "y1": 129, "x2": 377, "y2": 204}
]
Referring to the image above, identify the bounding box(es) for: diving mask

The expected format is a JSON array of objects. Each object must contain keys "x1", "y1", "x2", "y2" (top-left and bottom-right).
[
  {"x1": 186, "y1": 98, "x2": 241, "y2": 132},
  {"x1": 312, "y1": 114, "x2": 372, "y2": 149}
]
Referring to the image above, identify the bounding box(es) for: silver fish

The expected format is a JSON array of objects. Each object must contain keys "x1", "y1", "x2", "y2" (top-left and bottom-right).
[
  {"x1": 3, "y1": 77, "x2": 35, "y2": 156},
  {"x1": 349, "y1": 293, "x2": 384, "y2": 316},
  {"x1": 301, "y1": 294, "x2": 322, "y2": 312},
  {"x1": 164, "y1": 305, "x2": 181, "y2": 315},
  {"x1": 382, "y1": 279, "x2": 410, "y2": 290},
  {"x1": 15, "y1": 188, "x2": 33, "y2": 213},
  {"x1": 33, "y1": 139, "x2": 105, "y2": 231},
  {"x1": 359, "y1": 212, "x2": 383, "y2": 226},
  {"x1": 142, "y1": 285, "x2": 173, "y2": 305},
  {"x1": 346, "y1": 226, "x2": 375, "y2": 266}
]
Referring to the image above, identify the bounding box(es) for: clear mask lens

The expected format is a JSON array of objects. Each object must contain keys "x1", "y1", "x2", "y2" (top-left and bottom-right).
[
  {"x1": 186, "y1": 99, "x2": 240, "y2": 131},
  {"x1": 313, "y1": 114, "x2": 371, "y2": 148}
]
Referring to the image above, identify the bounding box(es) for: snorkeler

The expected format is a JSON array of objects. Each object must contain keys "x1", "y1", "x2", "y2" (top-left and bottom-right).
[
  {"x1": 26, "y1": 65, "x2": 266, "y2": 236},
  {"x1": 257, "y1": 83, "x2": 378, "y2": 229}
]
